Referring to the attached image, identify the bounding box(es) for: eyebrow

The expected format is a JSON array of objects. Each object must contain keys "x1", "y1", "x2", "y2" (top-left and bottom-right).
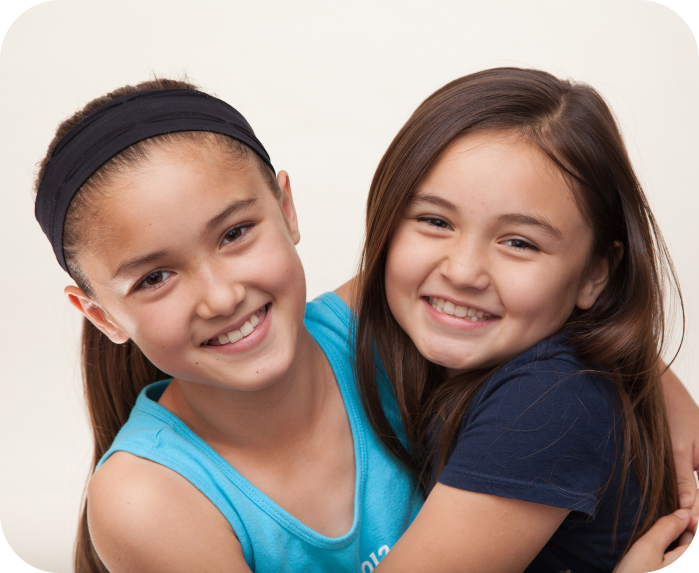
[
  {"x1": 110, "y1": 197, "x2": 258, "y2": 282},
  {"x1": 498, "y1": 213, "x2": 563, "y2": 239},
  {"x1": 408, "y1": 194, "x2": 460, "y2": 213},
  {"x1": 203, "y1": 197, "x2": 257, "y2": 234},
  {"x1": 111, "y1": 249, "x2": 170, "y2": 281}
]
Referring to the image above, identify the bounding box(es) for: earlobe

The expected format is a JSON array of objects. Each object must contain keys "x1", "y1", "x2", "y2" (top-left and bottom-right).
[
  {"x1": 64, "y1": 286, "x2": 130, "y2": 344},
  {"x1": 276, "y1": 170, "x2": 301, "y2": 245}
]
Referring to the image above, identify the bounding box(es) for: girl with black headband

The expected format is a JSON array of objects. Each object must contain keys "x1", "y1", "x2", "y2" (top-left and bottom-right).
[
  {"x1": 35, "y1": 78, "x2": 422, "y2": 572},
  {"x1": 35, "y1": 78, "x2": 696, "y2": 573}
]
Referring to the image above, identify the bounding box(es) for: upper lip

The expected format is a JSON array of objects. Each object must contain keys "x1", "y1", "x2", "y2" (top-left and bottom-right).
[
  {"x1": 425, "y1": 295, "x2": 498, "y2": 317},
  {"x1": 202, "y1": 304, "x2": 268, "y2": 344}
]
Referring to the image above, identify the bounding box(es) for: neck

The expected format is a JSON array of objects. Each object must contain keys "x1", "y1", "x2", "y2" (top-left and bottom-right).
[{"x1": 159, "y1": 326, "x2": 333, "y2": 453}]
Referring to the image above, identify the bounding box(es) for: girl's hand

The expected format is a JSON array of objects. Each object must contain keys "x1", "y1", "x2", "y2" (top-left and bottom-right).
[
  {"x1": 660, "y1": 364, "x2": 699, "y2": 509},
  {"x1": 613, "y1": 509, "x2": 696, "y2": 573}
]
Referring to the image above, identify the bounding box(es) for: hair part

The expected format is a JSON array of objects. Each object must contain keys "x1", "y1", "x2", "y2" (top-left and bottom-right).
[
  {"x1": 33, "y1": 77, "x2": 280, "y2": 572},
  {"x1": 355, "y1": 67, "x2": 681, "y2": 553}
]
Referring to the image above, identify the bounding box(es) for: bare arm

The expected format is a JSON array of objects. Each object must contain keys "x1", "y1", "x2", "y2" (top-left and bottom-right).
[
  {"x1": 339, "y1": 276, "x2": 565, "y2": 571},
  {"x1": 88, "y1": 452, "x2": 252, "y2": 573},
  {"x1": 374, "y1": 484, "x2": 568, "y2": 573},
  {"x1": 661, "y1": 362, "x2": 699, "y2": 509},
  {"x1": 371, "y1": 364, "x2": 698, "y2": 573},
  {"x1": 338, "y1": 279, "x2": 697, "y2": 570}
]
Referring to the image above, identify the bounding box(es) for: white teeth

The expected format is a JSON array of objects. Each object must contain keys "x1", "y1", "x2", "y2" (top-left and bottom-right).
[
  {"x1": 227, "y1": 329, "x2": 243, "y2": 343},
  {"x1": 428, "y1": 296, "x2": 493, "y2": 322},
  {"x1": 212, "y1": 308, "x2": 266, "y2": 345}
]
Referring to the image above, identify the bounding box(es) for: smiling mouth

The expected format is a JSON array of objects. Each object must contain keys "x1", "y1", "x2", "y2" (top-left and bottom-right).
[
  {"x1": 427, "y1": 297, "x2": 496, "y2": 322},
  {"x1": 206, "y1": 305, "x2": 268, "y2": 346}
]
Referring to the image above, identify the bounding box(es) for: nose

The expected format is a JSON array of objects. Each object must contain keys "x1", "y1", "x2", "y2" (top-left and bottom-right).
[
  {"x1": 193, "y1": 262, "x2": 245, "y2": 320},
  {"x1": 439, "y1": 237, "x2": 491, "y2": 291}
]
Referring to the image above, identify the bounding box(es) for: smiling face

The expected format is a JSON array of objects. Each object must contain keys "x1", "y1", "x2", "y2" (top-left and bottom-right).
[
  {"x1": 71, "y1": 140, "x2": 306, "y2": 391},
  {"x1": 384, "y1": 131, "x2": 609, "y2": 373}
]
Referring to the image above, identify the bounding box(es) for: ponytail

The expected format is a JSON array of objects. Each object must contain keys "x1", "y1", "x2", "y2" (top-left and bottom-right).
[
  {"x1": 75, "y1": 318, "x2": 167, "y2": 573},
  {"x1": 33, "y1": 78, "x2": 197, "y2": 571}
]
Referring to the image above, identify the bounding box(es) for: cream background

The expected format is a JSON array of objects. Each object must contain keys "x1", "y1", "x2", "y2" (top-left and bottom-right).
[{"x1": 0, "y1": 0, "x2": 698, "y2": 571}]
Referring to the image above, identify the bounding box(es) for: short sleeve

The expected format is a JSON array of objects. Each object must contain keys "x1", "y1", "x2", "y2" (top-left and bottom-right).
[{"x1": 437, "y1": 354, "x2": 620, "y2": 517}]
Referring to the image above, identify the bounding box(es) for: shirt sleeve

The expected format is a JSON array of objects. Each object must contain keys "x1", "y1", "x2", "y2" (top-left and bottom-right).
[{"x1": 437, "y1": 357, "x2": 620, "y2": 517}]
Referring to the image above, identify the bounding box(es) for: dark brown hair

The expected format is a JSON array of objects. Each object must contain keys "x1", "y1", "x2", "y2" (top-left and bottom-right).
[
  {"x1": 355, "y1": 67, "x2": 681, "y2": 550},
  {"x1": 34, "y1": 78, "x2": 280, "y2": 573}
]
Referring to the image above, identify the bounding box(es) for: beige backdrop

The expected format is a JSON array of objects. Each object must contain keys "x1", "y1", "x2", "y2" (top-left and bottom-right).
[{"x1": 1, "y1": 0, "x2": 698, "y2": 571}]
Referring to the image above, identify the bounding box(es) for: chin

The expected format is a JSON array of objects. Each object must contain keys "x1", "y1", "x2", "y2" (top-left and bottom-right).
[
  {"x1": 417, "y1": 338, "x2": 491, "y2": 372},
  {"x1": 416, "y1": 339, "x2": 463, "y2": 369}
]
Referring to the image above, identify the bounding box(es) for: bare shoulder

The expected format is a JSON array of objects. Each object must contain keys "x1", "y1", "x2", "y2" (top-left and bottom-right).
[
  {"x1": 333, "y1": 276, "x2": 359, "y2": 310},
  {"x1": 88, "y1": 451, "x2": 251, "y2": 573}
]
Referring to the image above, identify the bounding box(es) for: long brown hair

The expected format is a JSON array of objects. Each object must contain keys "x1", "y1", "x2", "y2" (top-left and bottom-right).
[
  {"x1": 355, "y1": 67, "x2": 681, "y2": 548},
  {"x1": 34, "y1": 78, "x2": 279, "y2": 572}
]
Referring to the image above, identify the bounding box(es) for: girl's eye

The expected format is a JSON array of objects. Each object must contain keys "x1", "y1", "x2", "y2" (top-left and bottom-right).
[
  {"x1": 417, "y1": 217, "x2": 452, "y2": 230},
  {"x1": 502, "y1": 238, "x2": 540, "y2": 252},
  {"x1": 221, "y1": 225, "x2": 250, "y2": 246},
  {"x1": 137, "y1": 270, "x2": 172, "y2": 290}
]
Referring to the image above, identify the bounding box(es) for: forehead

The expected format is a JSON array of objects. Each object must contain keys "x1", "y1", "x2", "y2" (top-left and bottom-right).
[
  {"x1": 102, "y1": 142, "x2": 269, "y2": 216},
  {"x1": 429, "y1": 131, "x2": 566, "y2": 187},
  {"x1": 83, "y1": 142, "x2": 276, "y2": 259},
  {"x1": 414, "y1": 131, "x2": 578, "y2": 218}
]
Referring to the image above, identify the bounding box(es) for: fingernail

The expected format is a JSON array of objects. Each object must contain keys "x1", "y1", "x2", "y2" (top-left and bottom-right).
[
  {"x1": 680, "y1": 494, "x2": 692, "y2": 509},
  {"x1": 674, "y1": 509, "x2": 690, "y2": 519}
]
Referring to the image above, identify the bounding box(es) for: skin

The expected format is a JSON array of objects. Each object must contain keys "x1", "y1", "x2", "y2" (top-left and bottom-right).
[
  {"x1": 613, "y1": 510, "x2": 696, "y2": 573},
  {"x1": 64, "y1": 135, "x2": 696, "y2": 572},
  {"x1": 69, "y1": 141, "x2": 355, "y2": 572},
  {"x1": 345, "y1": 131, "x2": 696, "y2": 572},
  {"x1": 383, "y1": 132, "x2": 609, "y2": 375}
]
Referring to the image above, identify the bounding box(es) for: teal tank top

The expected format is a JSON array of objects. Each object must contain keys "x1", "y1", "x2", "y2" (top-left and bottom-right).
[{"x1": 97, "y1": 292, "x2": 423, "y2": 572}]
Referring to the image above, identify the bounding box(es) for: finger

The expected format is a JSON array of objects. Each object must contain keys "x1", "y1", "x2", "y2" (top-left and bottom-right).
[
  {"x1": 678, "y1": 530, "x2": 694, "y2": 546},
  {"x1": 661, "y1": 544, "x2": 689, "y2": 568},
  {"x1": 614, "y1": 513, "x2": 691, "y2": 573},
  {"x1": 678, "y1": 514, "x2": 699, "y2": 545},
  {"x1": 642, "y1": 510, "x2": 692, "y2": 554},
  {"x1": 674, "y1": 446, "x2": 698, "y2": 509}
]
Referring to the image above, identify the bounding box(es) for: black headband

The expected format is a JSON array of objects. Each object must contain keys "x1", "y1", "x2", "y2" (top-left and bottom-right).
[{"x1": 35, "y1": 88, "x2": 274, "y2": 272}]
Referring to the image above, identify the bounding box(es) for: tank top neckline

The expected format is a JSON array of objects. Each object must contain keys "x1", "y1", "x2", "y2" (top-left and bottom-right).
[{"x1": 135, "y1": 292, "x2": 367, "y2": 548}]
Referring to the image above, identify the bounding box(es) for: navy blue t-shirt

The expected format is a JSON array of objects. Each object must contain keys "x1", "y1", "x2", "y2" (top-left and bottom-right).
[{"x1": 438, "y1": 332, "x2": 641, "y2": 573}]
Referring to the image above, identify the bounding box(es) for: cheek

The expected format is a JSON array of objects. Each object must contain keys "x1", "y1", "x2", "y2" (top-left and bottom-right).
[
  {"x1": 384, "y1": 231, "x2": 441, "y2": 346},
  {"x1": 384, "y1": 237, "x2": 418, "y2": 322},
  {"x1": 385, "y1": 227, "x2": 433, "y2": 301},
  {"x1": 260, "y1": 235, "x2": 305, "y2": 299},
  {"x1": 498, "y1": 260, "x2": 582, "y2": 325},
  {"x1": 129, "y1": 301, "x2": 192, "y2": 356}
]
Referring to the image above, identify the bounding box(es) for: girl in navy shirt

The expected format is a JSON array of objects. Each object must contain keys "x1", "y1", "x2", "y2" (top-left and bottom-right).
[{"x1": 352, "y1": 67, "x2": 697, "y2": 572}]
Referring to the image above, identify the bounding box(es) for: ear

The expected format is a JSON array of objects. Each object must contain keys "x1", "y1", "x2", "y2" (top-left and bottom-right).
[
  {"x1": 575, "y1": 242, "x2": 623, "y2": 310},
  {"x1": 64, "y1": 285, "x2": 130, "y2": 344},
  {"x1": 276, "y1": 170, "x2": 301, "y2": 245}
]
